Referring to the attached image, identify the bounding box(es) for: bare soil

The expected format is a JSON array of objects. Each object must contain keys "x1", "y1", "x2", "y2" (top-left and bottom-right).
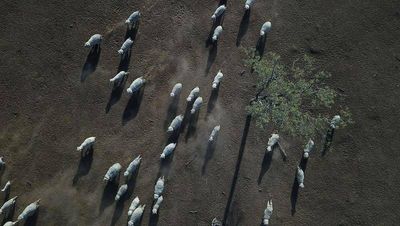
[{"x1": 0, "y1": 0, "x2": 399, "y2": 225}]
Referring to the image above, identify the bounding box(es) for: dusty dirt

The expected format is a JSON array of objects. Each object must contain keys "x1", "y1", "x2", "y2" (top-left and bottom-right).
[{"x1": 1, "y1": 0, "x2": 400, "y2": 225}]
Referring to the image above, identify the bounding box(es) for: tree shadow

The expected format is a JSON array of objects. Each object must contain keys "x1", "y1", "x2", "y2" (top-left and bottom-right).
[
  {"x1": 236, "y1": 10, "x2": 251, "y2": 47},
  {"x1": 105, "y1": 75, "x2": 129, "y2": 113},
  {"x1": 73, "y1": 147, "x2": 94, "y2": 185},
  {"x1": 255, "y1": 34, "x2": 268, "y2": 58},
  {"x1": 148, "y1": 209, "x2": 159, "y2": 226},
  {"x1": 201, "y1": 140, "x2": 217, "y2": 175},
  {"x1": 321, "y1": 128, "x2": 335, "y2": 156},
  {"x1": 207, "y1": 85, "x2": 220, "y2": 114},
  {"x1": 205, "y1": 44, "x2": 218, "y2": 75},
  {"x1": 99, "y1": 181, "x2": 119, "y2": 214},
  {"x1": 184, "y1": 111, "x2": 200, "y2": 142},
  {"x1": 222, "y1": 115, "x2": 252, "y2": 225},
  {"x1": 257, "y1": 150, "x2": 273, "y2": 184},
  {"x1": 122, "y1": 89, "x2": 144, "y2": 125},
  {"x1": 81, "y1": 45, "x2": 101, "y2": 82},
  {"x1": 163, "y1": 96, "x2": 180, "y2": 131},
  {"x1": 23, "y1": 208, "x2": 39, "y2": 226}
]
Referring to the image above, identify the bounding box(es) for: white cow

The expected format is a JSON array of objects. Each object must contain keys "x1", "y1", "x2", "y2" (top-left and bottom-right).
[
  {"x1": 160, "y1": 143, "x2": 176, "y2": 159},
  {"x1": 115, "y1": 184, "x2": 128, "y2": 201},
  {"x1": 0, "y1": 196, "x2": 17, "y2": 215},
  {"x1": 190, "y1": 97, "x2": 203, "y2": 114},
  {"x1": 212, "y1": 70, "x2": 223, "y2": 88},
  {"x1": 209, "y1": 125, "x2": 221, "y2": 142},
  {"x1": 0, "y1": 157, "x2": 4, "y2": 168},
  {"x1": 263, "y1": 200, "x2": 273, "y2": 225},
  {"x1": 245, "y1": 0, "x2": 255, "y2": 10},
  {"x1": 303, "y1": 139, "x2": 315, "y2": 158},
  {"x1": 211, "y1": 5, "x2": 226, "y2": 20},
  {"x1": 128, "y1": 197, "x2": 140, "y2": 216},
  {"x1": 17, "y1": 200, "x2": 40, "y2": 221},
  {"x1": 212, "y1": 26, "x2": 223, "y2": 42},
  {"x1": 152, "y1": 195, "x2": 164, "y2": 214},
  {"x1": 170, "y1": 83, "x2": 182, "y2": 97},
  {"x1": 118, "y1": 38, "x2": 134, "y2": 55},
  {"x1": 296, "y1": 166, "x2": 305, "y2": 188},
  {"x1": 126, "y1": 11, "x2": 140, "y2": 27},
  {"x1": 330, "y1": 115, "x2": 341, "y2": 129},
  {"x1": 167, "y1": 115, "x2": 183, "y2": 132},
  {"x1": 127, "y1": 77, "x2": 145, "y2": 95},
  {"x1": 266, "y1": 134, "x2": 279, "y2": 152},
  {"x1": 104, "y1": 163, "x2": 122, "y2": 182},
  {"x1": 154, "y1": 176, "x2": 165, "y2": 199},
  {"x1": 84, "y1": 34, "x2": 102, "y2": 48},
  {"x1": 260, "y1": 22, "x2": 272, "y2": 36},
  {"x1": 187, "y1": 87, "x2": 200, "y2": 102},
  {"x1": 76, "y1": 137, "x2": 96, "y2": 156},
  {"x1": 110, "y1": 71, "x2": 129, "y2": 86},
  {"x1": 124, "y1": 155, "x2": 142, "y2": 179},
  {"x1": 128, "y1": 204, "x2": 145, "y2": 226}
]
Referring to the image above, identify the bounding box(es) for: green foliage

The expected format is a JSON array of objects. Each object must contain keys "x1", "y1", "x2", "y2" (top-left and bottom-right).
[{"x1": 245, "y1": 50, "x2": 351, "y2": 139}]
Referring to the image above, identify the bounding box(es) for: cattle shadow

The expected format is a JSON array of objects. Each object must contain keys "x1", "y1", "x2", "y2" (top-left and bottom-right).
[
  {"x1": 205, "y1": 44, "x2": 218, "y2": 75},
  {"x1": 122, "y1": 89, "x2": 144, "y2": 125},
  {"x1": 167, "y1": 128, "x2": 181, "y2": 144},
  {"x1": 290, "y1": 158, "x2": 308, "y2": 216},
  {"x1": 207, "y1": 86, "x2": 220, "y2": 114},
  {"x1": 202, "y1": 140, "x2": 218, "y2": 175},
  {"x1": 2, "y1": 184, "x2": 10, "y2": 202},
  {"x1": 163, "y1": 96, "x2": 180, "y2": 131},
  {"x1": 219, "y1": 0, "x2": 227, "y2": 5},
  {"x1": 23, "y1": 208, "x2": 39, "y2": 226},
  {"x1": 322, "y1": 127, "x2": 335, "y2": 156},
  {"x1": 181, "y1": 101, "x2": 193, "y2": 132},
  {"x1": 0, "y1": 169, "x2": 4, "y2": 182},
  {"x1": 117, "y1": 24, "x2": 139, "y2": 72},
  {"x1": 125, "y1": 167, "x2": 140, "y2": 200},
  {"x1": 185, "y1": 111, "x2": 200, "y2": 142},
  {"x1": 125, "y1": 22, "x2": 140, "y2": 41},
  {"x1": 1, "y1": 202, "x2": 15, "y2": 225},
  {"x1": 255, "y1": 34, "x2": 268, "y2": 58},
  {"x1": 236, "y1": 10, "x2": 251, "y2": 47},
  {"x1": 222, "y1": 115, "x2": 252, "y2": 225},
  {"x1": 257, "y1": 150, "x2": 273, "y2": 184},
  {"x1": 290, "y1": 175, "x2": 300, "y2": 216},
  {"x1": 72, "y1": 147, "x2": 94, "y2": 185},
  {"x1": 99, "y1": 181, "x2": 119, "y2": 214},
  {"x1": 148, "y1": 210, "x2": 160, "y2": 226},
  {"x1": 110, "y1": 199, "x2": 125, "y2": 226},
  {"x1": 81, "y1": 45, "x2": 101, "y2": 82},
  {"x1": 159, "y1": 150, "x2": 175, "y2": 177},
  {"x1": 105, "y1": 75, "x2": 129, "y2": 113}
]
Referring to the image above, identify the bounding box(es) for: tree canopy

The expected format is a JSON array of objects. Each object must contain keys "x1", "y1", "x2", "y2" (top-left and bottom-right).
[{"x1": 246, "y1": 51, "x2": 351, "y2": 140}]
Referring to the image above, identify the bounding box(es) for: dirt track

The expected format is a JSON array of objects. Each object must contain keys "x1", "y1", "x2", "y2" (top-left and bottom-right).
[{"x1": 0, "y1": 0, "x2": 400, "y2": 225}]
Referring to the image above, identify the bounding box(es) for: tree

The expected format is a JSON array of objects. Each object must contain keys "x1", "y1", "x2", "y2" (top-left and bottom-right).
[{"x1": 246, "y1": 51, "x2": 351, "y2": 140}]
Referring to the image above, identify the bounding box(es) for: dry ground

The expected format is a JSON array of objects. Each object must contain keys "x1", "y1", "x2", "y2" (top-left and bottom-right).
[{"x1": 0, "y1": 0, "x2": 399, "y2": 225}]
